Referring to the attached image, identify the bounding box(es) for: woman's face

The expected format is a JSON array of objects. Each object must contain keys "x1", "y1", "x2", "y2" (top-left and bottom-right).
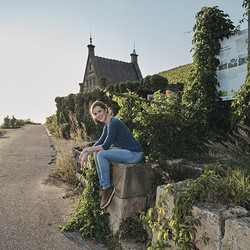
[{"x1": 92, "y1": 105, "x2": 108, "y2": 123}]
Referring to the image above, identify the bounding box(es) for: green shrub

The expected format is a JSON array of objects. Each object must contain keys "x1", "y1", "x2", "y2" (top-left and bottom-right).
[
  {"x1": 114, "y1": 91, "x2": 200, "y2": 162},
  {"x1": 231, "y1": 73, "x2": 250, "y2": 127}
]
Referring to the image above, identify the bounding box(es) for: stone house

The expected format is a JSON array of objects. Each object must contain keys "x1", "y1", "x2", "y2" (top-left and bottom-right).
[{"x1": 79, "y1": 37, "x2": 143, "y2": 97}]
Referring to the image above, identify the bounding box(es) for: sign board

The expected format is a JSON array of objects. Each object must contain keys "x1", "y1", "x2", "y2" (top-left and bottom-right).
[{"x1": 216, "y1": 29, "x2": 248, "y2": 100}]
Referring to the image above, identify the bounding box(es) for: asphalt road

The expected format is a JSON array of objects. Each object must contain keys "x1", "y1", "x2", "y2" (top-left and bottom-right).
[{"x1": 0, "y1": 125, "x2": 106, "y2": 250}]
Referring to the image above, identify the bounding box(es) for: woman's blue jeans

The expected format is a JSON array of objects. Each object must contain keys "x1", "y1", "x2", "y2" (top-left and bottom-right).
[{"x1": 94, "y1": 148, "x2": 143, "y2": 189}]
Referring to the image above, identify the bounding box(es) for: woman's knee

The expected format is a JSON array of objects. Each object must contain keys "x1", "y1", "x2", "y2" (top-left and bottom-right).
[{"x1": 95, "y1": 150, "x2": 106, "y2": 160}]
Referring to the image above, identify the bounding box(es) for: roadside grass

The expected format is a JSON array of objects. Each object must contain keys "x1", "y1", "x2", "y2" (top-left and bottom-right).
[
  {"x1": 0, "y1": 129, "x2": 5, "y2": 136},
  {"x1": 48, "y1": 112, "x2": 88, "y2": 196},
  {"x1": 49, "y1": 139, "x2": 81, "y2": 196}
]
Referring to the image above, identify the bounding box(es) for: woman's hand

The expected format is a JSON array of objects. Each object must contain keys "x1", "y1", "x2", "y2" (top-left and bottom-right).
[
  {"x1": 79, "y1": 145, "x2": 104, "y2": 166},
  {"x1": 79, "y1": 152, "x2": 89, "y2": 167}
]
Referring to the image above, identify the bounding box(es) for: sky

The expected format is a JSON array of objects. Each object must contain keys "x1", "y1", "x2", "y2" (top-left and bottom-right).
[{"x1": 0, "y1": 0, "x2": 247, "y2": 124}]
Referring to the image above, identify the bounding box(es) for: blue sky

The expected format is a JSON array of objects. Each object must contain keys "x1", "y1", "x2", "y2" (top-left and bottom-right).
[{"x1": 0, "y1": 0, "x2": 247, "y2": 124}]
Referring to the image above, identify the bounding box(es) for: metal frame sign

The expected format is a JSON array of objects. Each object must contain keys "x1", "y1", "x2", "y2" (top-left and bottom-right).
[{"x1": 216, "y1": 29, "x2": 248, "y2": 100}]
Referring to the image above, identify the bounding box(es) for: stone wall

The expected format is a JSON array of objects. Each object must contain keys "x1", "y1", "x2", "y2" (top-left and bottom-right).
[
  {"x1": 154, "y1": 183, "x2": 250, "y2": 250},
  {"x1": 107, "y1": 162, "x2": 155, "y2": 233}
]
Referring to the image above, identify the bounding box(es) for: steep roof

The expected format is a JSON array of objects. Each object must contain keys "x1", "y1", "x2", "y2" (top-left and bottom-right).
[{"x1": 92, "y1": 56, "x2": 140, "y2": 85}]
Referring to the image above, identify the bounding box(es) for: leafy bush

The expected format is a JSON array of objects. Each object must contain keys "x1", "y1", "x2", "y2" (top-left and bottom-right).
[
  {"x1": 119, "y1": 217, "x2": 148, "y2": 243},
  {"x1": 113, "y1": 91, "x2": 201, "y2": 163},
  {"x1": 0, "y1": 129, "x2": 4, "y2": 136},
  {"x1": 231, "y1": 72, "x2": 250, "y2": 127}
]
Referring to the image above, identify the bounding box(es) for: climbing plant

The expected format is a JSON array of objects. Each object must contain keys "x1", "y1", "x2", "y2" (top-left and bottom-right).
[
  {"x1": 61, "y1": 155, "x2": 115, "y2": 247},
  {"x1": 231, "y1": 1, "x2": 250, "y2": 127},
  {"x1": 182, "y1": 6, "x2": 235, "y2": 137}
]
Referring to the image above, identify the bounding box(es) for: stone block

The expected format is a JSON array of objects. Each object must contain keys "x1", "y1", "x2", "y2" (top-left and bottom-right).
[
  {"x1": 222, "y1": 217, "x2": 250, "y2": 250},
  {"x1": 166, "y1": 159, "x2": 203, "y2": 179},
  {"x1": 107, "y1": 194, "x2": 147, "y2": 219},
  {"x1": 155, "y1": 181, "x2": 188, "y2": 219},
  {"x1": 152, "y1": 181, "x2": 188, "y2": 247},
  {"x1": 111, "y1": 162, "x2": 154, "y2": 199},
  {"x1": 192, "y1": 203, "x2": 249, "y2": 250},
  {"x1": 108, "y1": 212, "x2": 122, "y2": 233}
]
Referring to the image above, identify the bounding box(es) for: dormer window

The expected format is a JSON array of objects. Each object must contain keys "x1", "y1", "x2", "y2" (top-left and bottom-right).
[{"x1": 89, "y1": 63, "x2": 92, "y2": 70}]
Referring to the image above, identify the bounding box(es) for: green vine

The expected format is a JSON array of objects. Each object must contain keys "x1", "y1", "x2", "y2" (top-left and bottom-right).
[
  {"x1": 61, "y1": 155, "x2": 114, "y2": 247},
  {"x1": 182, "y1": 6, "x2": 235, "y2": 137}
]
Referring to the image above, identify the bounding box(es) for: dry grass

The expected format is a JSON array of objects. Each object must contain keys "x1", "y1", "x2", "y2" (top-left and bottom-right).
[
  {"x1": 49, "y1": 112, "x2": 89, "y2": 190},
  {"x1": 49, "y1": 140, "x2": 78, "y2": 186}
]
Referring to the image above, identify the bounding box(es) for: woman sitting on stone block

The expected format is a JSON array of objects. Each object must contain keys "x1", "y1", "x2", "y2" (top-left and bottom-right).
[{"x1": 79, "y1": 100, "x2": 143, "y2": 209}]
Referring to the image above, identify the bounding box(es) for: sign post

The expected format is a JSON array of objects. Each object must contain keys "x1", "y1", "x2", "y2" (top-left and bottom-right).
[{"x1": 216, "y1": 29, "x2": 248, "y2": 100}]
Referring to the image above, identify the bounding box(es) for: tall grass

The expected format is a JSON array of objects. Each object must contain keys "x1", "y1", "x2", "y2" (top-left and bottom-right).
[
  {"x1": 49, "y1": 140, "x2": 78, "y2": 186},
  {"x1": 49, "y1": 111, "x2": 88, "y2": 187},
  {"x1": 205, "y1": 125, "x2": 250, "y2": 170}
]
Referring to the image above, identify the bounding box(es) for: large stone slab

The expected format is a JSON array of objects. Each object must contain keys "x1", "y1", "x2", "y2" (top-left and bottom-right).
[
  {"x1": 107, "y1": 194, "x2": 147, "y2": 219},
  {"x1": 111, "y1": 162, "x2": 154, "y2": 199},
  {"x1": 155, "y1": 181, "x2": 188, "y2": 219},
  {"x1": 192, "y1": 204, "x2": 249, "y2": 250},
  {"x1": 222, "y1": 217, "x2": 250, "y2": 250},
  {"x1": 107, "y1": 195, "x2": 148, "y2": 233}
]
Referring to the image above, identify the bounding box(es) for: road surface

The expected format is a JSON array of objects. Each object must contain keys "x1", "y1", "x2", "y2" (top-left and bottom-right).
[{"x1": 0, "y1": 125, "x2": 106, "y2": 250}]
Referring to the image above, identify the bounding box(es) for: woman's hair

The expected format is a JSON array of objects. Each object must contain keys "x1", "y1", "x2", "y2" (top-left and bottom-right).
[{"x1": 90, "y1": 101, "x2": 109, "y2": 122}]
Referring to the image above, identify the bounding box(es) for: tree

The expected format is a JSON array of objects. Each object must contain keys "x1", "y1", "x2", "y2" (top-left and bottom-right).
[
  {"x1": 11, "y1": 115, "x2": 16, "y2": 128},
  {"x1": 3, "y1": 116, "x2": 10, "y2": 128}
]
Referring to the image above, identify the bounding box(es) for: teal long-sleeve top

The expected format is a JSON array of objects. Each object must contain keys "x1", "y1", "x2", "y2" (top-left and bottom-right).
[{"x1": 94, "y1": 117, "x2": 143, "y2": 152}]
